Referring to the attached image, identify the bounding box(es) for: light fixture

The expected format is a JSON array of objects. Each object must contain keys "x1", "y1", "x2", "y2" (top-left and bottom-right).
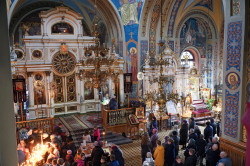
[
  {"x1": 80, "y1": 0, "x2": 117, "y2": 89},
  {"x1": 143, "y1": 0, "x2": 179, "y2": 114}
]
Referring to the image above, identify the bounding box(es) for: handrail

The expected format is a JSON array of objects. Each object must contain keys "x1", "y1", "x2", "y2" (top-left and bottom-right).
[
  {"x1": 16, "y1": 117, "x2": 53, "y2": 124},
  {"x1": 102, "y1": 107, "x2": 135, "y2": 127},
  {"x1": 103, "y1": 107, "x2": 134, "y2": 112},
  {"x1": 16, "y1": 118, "x2": 54, "y2": 134}
]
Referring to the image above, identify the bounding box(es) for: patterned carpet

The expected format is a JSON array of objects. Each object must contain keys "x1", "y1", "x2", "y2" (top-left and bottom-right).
[
  {"x1": 58, "y1": 115, "x2": 89, "y2": 131},
  {"x1": 75, "y1": 113, "x2": 103, "y2": 129}
]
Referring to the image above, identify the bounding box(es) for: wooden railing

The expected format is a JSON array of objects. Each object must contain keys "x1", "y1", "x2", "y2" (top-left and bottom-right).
[
  {"x1": 16, "y1": 118, "x2": 54, "y2": 135},
  {"x1": 102, "y1": 107, "x2": 134, "y2": 128},
  {"x1": 220, "y1": 138, "x2": 246, "y2": 166}
]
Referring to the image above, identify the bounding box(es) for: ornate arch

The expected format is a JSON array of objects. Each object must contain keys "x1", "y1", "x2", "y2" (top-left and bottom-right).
[{"x1": 175, "y1": 10, "x2": 218, "y2": 39}]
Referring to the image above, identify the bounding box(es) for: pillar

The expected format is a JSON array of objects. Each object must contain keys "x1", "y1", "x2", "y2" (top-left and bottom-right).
[
  {"x1": 27, "y1": 72, "x2": 34, "y2": 106},
  {"x1": 221, "y1": 0, "x2": 246, "y2": 143},
  {"x1": 0, "y1": 0, "x2": 18, "y2": 165},
  {"x1": 119, "y1": 72, "x2": 125, "y2": 106}
]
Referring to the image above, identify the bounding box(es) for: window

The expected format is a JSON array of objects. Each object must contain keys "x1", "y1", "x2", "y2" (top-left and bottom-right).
[{"x1": 180, "y1": 51, "x2": 194, "y2": 68}]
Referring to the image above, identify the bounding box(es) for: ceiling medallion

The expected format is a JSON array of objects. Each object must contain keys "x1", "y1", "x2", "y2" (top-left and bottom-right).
[{"x1": 52, "y1": 52, "x2": 76, "y2": 76}]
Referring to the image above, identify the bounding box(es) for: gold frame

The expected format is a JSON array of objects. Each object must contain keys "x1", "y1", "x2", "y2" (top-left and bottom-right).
[
  {"x1": 201, "y1": 88, "x2": 211, "y2": 103},
  {"x1": 135, "y1": 107, "x2": 144, "y2": 119}
]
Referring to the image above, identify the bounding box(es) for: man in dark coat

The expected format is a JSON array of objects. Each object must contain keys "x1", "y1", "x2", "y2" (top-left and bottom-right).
[
  {"x1": 111, "y1": 146, "x2": 124, "y2": 166},
  {"x1": 206, "y1": 144, "x2": 220, "y2": 166},
  {"x1": 184, "y1": 148, "x2": 197, "y2": 166},
  {"x1": 210, "y1": 118, "x2": 217, "y2": 136},
  {"x1": 194, "y1": 125, "x2": 201, "y2": 138},
  {"x1": 110, "y1": 95, "x2": 117, "y2": 110},
  {"x1": 188, "y1": 129, "x2": 198, "y2": 141},
  {"x1": 196, "y1": 134, "x2": 207, "y2": 166},
  {"x1": 164, "y1": 138, "x2": 175, "y2": 166},
  {"x1": 180, "y1": 120, "x2": 189, "y2": 149},
  {"x1": 184, "y1": 139, "x2": 196, "y2": 159},
  {"x1": 172, "y1": 131, "x2": 180, "y2": 156},
  {"x1": 217, "y1": 122, "x2": 221, "y2": 136},
  {"x1": 204, "y1": 122, "x2": 213, "y2": 142},
  {"x1": 91, "y1": 141, "x2": 105, "y2": 166},
  {"x1": 189, "y1": 117, "x2": 196, "y2": 129}
]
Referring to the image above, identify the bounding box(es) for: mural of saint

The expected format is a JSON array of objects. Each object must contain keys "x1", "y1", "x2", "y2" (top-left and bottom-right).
[
  {"x1": 130, "y1": 47, "x2": 138, "y2": 81},
  {"x1": 227, "y1": 72, "x2": 240, "y2": 90},
  {"x1": 119, "y1": 0, "x2": 139, "y2": 25}
]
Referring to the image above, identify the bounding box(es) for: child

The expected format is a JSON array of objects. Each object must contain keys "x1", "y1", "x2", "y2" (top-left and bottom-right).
[
  {"x1": 142, "y1": 152, "x2": 155, "y2": 166},
  {"x1": 101, "y1": 156, "x2": 109, "y2": 166},
  {"x1": 52, "y1": 159, "x2": 57, "y2": 166},
  {"x1": 57, "y1": 158, "x2": 64, "y2": 166},
  {"x1": 109, "y1": 154, "x2": 119, "y2": 166},
  {"x1": 173, "y1": 155, "x2": 183, "y2": 166},
  {"x1": 66, "y1": 150, "x2": 74, "y2": 165}
]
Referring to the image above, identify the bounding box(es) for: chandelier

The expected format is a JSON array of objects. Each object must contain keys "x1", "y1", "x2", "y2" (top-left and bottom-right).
[
  {"x1": 80, "y1": 0, "x2": 117, "y2": 89},
  {"x1": 143, "y1": 0, "x2": 179, "y2": 114}
]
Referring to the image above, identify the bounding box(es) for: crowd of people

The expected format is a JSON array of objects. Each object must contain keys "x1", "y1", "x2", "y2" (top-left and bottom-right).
[
  {"x1": 141, "y1": 117, "x2": 232, "y2": 166},
  {"x1": 17, "y1": 115, "x2": 233, "y2": 166},
  {"x1": 17, "y1": 124, "x2": 124, "y2": 166}
]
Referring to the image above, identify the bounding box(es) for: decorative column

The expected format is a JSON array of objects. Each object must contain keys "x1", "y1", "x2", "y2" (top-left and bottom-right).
[
  {"x1": 49, "y1": 72, "x2": 54, "y2": 116},
  {"x1": 94, "y1": 88, "x2": 99, "y2": 100},
  {"x1": 27, "y1": 72, "x2": 34, "y2": 106},
  {"x1": 45, "y1": 71, "x2": 51, "y2": 117},
  {"x1": 119, "y1": 71, "x2": 125, "y2": 106},
  {"x1": 80, "y1": 77, "x2": 85, "y2": 113},
  {"x1": 221, "y1": 0, "x2": 246, "y2": 143},
  {"x1": 109, "y1": 78, "x2": 113, "y2": 97},
  {"x1": 220, "y1": 5, "x2": 248, "y2": 166}
]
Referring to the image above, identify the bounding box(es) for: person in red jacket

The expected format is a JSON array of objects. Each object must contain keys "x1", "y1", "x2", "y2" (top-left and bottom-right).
[{"x1": 93, "y1": 126, "x2": 100, "y2": 141}]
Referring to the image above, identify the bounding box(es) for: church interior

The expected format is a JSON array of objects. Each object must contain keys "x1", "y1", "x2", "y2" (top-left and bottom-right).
[{"x1": 0, "y1": 0, "x2": 249, "y2": 165}]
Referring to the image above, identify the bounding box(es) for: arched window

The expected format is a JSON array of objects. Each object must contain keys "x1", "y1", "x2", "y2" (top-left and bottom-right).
[{"x1": 180, "y1": 51, "x2": 194, "y2": 68}]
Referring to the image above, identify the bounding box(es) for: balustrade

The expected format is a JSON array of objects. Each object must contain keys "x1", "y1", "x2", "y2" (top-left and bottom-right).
[{"x1": 16, "y1": 118, "x2": 54, "y2": 135}]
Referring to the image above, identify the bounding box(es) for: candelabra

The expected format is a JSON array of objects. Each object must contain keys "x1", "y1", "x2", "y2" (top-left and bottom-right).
[
  {"x1": 142, "y1": 0, "x2": 179, "y2": 116},
  {"x1": 80, "y1": 0, "x2": 116, "y2": 89}
]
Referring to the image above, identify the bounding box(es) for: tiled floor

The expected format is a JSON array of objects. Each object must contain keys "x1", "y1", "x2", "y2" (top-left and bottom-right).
[{"x1": 120, "y1": 130, "x2": 171, "y2": 166}]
